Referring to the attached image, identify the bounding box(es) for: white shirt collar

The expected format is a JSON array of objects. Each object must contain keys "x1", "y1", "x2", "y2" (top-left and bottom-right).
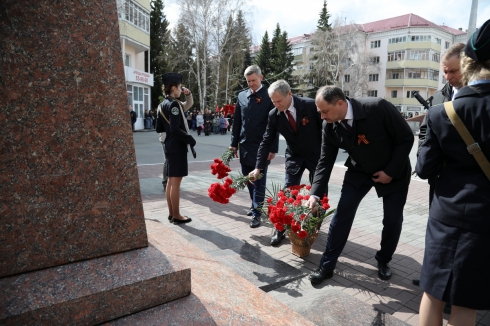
[
  {"x1": 252, "y1": 85, "x2": 263, "y2": 93},
  {"x1": 344, "y1": 99, "x2": 354, "y2": 123},
  {"x1": 285, "y1": 96, "x2": 296, "y2": 120},
  {"x1": 452, "y1": 87, "x2": 460, "y2": 100}
]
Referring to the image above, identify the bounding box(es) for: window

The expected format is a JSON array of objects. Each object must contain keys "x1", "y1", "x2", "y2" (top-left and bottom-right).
[
  {"x1": 124, "y1": 54, "x2": 131, "y2": 67},
  {"x1": 407, "y1": 91, "x2": 416, "y2": 98},
  {"x1": 410, "y1": 35, "x2": 431, "y2": 42},
  {"x1": 431, "y1": 51, "x2": 440, "y2": 62},
  {"x1": 344, "y1": 75, "x2": 350, "y2": 82},
  {"x1": 391, "y1": 90, "x2": 397, "y2": 98},
  {"x1": 445, "y1": 41, "x2": 450, "y2": 49},
  {"x1": 369, "y1": 74, "x2": 379, "y2": 82},
  {"x1": 388, "y1": 50, "x2": 405, "y2": 61},
  {"x1": 387, "y1": 69, "x2": 403, "y2": 79},
  {"x1": 370, "y1": 40, "x2": 381, "y2": 48},
  {"x1": 435, "y1": 37, "x2": 441, "y2": 45},
  {"x1": 344, "y1": 91, "x2": 349, "y2": 96},
  {"x1": 120, "y1": 0, "x2": 150, "y2": 33},
  {"x1": 370, "y1": 56, "x2": 380, "y2": 64},
  {"x1": 367, "y1": 90, "x2": 377, "y2": 97},
  {"x1": 388, "y1": 36, "x2": 407, "y2": 44},
  {"x1": 292, "y1": 47, "x2": 303, "y2": 55},
  {"x1": 404, "y1": 68, "x2": 440, "y2": 81}
]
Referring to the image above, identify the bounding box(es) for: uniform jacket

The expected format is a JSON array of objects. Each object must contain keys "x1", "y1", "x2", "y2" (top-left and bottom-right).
[
  {"x1": 256, "y1": 95, "x2": 322, "y2": 174},
  {"x1": 230, "y1": 86, "x2": 279, "y2": 167},
  {"x1": 311, "y1": 97, "x2": 414, "y2": 198},
  {"x1": 416, "y1": 83, "x2": 490, "y2": 234},
  {"x1": 156, "y1": 96, "x2": 196, "y2": 154}
]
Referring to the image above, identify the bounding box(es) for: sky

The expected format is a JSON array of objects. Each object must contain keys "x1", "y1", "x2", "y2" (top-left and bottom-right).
[{"x1": 164, "y1": 0, "x2": 489, "y2": 46}]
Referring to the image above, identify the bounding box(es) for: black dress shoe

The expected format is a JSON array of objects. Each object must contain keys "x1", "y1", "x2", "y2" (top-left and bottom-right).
[
  {"x1": 168, "y1": 215, "x2": 172, "y2": 222},
  {"x1": 412, "y1": 278, "x2": 420, "y2": 286},
  {"x1": 378, "y1": 262, "x2": 392, "y2": 280},
  {"x1": 173, "y1": 217, "x2": 192, "y2": 225},
  {"x1": 309, "y1": 267, "x2": 334, "y2": 284},
  {"x1": 270, "y1": 230, "x2": 286, "y2": 246},
  {"x1": 249, "y1": 216, "x2": 260, "y2": 228}
]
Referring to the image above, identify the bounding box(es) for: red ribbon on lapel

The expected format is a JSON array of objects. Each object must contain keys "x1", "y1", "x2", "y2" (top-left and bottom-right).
[{"x1": 358, "y1": 134, "x2": 369, "y2": 145}]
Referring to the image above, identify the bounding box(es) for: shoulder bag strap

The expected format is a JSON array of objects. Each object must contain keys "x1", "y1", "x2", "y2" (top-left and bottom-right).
[
  {"x1": 157, "y1": 103, "x2": 170, "y2": 124},
  {"x1": 444, "y1": 101, "x2": 490, "y2": 181}
]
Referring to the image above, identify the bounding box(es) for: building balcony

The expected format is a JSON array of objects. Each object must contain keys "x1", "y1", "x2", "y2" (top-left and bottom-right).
[
  {"x1": 385, "y1": 97, "x2": 423, "y2": 106},
  {"x1": 385, "y1": 79, "x2": 439, "y2": 88},
  {"x1": 387, "y1": 42, "x2": 441, "y2": 52},
  {"x1": 119, "y1": 20, "x2": 150, "y2": 48},
  {"x1": 386, "y1": 60, "x2": 440, "y2": 70}
]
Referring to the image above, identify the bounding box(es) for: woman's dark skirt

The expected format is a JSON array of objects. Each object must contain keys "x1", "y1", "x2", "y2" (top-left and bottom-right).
[
  {"x1": 420, "y1": 217, "x2": 490, "y2": 310},
  {"x1": 166, "y1": 152, "x2": 188, "y2": 177}
]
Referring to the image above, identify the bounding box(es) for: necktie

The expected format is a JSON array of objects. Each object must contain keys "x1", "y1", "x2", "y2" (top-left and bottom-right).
[
  {"x1": 286, "y1": 110, "x2": 297, "y2": 133},
  {"x1": 341, "y1": 119, "x2": 352, "y2": 132}
]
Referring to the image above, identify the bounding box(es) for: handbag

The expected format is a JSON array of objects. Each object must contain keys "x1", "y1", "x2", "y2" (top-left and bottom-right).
[{"x1": 444, "y1": 101, "x2": 490, "y2": 181}]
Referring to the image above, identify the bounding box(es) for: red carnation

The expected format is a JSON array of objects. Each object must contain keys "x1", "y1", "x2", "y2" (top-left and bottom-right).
[{"x1": 297, "y1": 230, "x2": 308, "y2": 238}]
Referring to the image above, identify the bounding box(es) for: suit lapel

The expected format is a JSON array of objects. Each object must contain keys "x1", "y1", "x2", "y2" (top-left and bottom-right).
[
  {"x1": 293, "y1": 96, "x2": 302, "y2": 132},
  {"x1": 347, "y1": 98, "x2": 367, "y2": 143}
]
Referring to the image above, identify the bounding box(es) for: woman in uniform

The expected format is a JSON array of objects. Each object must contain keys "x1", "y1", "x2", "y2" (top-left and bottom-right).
[
  {"x1": 157, "y1": 73, "x2": 196, "y2": 224},
  {"x1": 416, "y1": 20, "x2": 490, "y2": 325}
]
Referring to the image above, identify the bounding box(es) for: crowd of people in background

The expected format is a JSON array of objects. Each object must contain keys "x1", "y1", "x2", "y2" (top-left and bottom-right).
[{"x1": 185, "y1": 108, "x2": 234, "y2": 136}]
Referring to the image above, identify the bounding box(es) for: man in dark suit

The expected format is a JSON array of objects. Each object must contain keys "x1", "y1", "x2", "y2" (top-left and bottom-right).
[
  {"x1": 306, "y1": 86, "x2": 413, "y2": 284},
  {"x1": 250, "y1": 79, "x2": 324, "y2": 245},
  {"x1": 230, "y1": 65, "x2": 279, "y2": 228}
]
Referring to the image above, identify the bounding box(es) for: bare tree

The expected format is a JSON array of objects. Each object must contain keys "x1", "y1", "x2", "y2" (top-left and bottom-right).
[
  {"x1": 178, "y1": 0, "x2": 248, "y2": 110},
  {"x1": 308, "y1": 17, "x2": 360, "y2": 89}
]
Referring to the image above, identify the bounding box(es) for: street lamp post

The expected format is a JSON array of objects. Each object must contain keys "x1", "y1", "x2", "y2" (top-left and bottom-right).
[
  {"x1": 341, "y1": 63, "x2": 357, "y2": 91},
  {"x1": 225, "y1": 48, "x2": 246, "y2": 104}
]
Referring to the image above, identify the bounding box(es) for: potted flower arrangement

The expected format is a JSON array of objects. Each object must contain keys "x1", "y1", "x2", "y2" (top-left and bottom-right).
[{"x1": 265, "y1": 184, "x2": 335, "y2": 257}]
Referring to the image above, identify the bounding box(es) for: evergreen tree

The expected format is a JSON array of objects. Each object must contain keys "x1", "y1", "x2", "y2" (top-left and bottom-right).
[
  {"x1": 317, "y1": 0, "x2": 332, "y2": 31},
  {"x1": 253, "y1": 30, "x2": 272, "y2": 87},
  {"x1": 269, "y1": 24, "x2": 282, "y2": 83},
  {"x1": 270, "y1": 31, "x2": 294, "y2": 84},
  {"x1": 168, "y1": 22, "x2": 198, "y2": 107},
  {"x1": 148, "y1": 0, "x2": 169, "y2": 107}
]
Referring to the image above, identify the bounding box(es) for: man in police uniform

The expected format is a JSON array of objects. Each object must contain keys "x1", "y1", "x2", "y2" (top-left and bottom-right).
[
  {"x1": 250, "y1": 79, "x2": 324, "y2": 245},
  {"x1": 306, "y1": 86, "x2": 413, "y2": 284},
  {"x1": 230, "y1": 65, "x2": 279, "y2": 228}
]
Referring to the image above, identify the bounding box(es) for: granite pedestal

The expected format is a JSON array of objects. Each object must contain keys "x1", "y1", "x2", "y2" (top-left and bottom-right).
[{"x1": 0, "y1": 1, "x2": 190, "y2": 324}]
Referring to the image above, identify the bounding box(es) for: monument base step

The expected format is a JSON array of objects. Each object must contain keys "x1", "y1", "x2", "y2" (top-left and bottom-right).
[
  {"x1": 103, "y1": 219, "x2": 314, "y2": 326},
  {"x1": 0, "y1": 241, "x2": 190, "y2": 325}
]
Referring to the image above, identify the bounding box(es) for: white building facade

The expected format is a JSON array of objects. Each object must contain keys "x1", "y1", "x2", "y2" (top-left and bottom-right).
[{"x1": 116, "y1": 0, "x2": 154, "y2": 130}]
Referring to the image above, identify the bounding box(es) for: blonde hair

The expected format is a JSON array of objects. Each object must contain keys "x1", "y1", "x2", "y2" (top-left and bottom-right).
[{"x1": 460, "y1": 53, "x2": 490, "y2": 86}]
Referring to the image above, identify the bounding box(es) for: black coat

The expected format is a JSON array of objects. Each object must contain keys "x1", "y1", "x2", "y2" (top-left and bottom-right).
[
  {"x1": 130, "y1": 110, "x2": 136, "y2": 124},
  {"x1": 311, "y1": 97, "x2": 414, "y2": 198},
  {"x1": 256, "y1": 95, "x2": 322, "y2": 174},
  {"x1": 416, "y1": 84, "x2": 490, "y2": 234},
  {"x1": 418, "y1": 82, "x2": 453, "y2": 147},
  {"x1": 156, "y1": 98, "x2": 196, "y2": 154},
  {"x1": 230, "y1": 87, "x2": 279, "y2": 167}
]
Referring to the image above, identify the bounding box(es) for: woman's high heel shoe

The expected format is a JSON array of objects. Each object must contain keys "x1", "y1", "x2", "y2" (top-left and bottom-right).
[{"x1": 172, "y1": 217, "x2": 192, "y2": 225}]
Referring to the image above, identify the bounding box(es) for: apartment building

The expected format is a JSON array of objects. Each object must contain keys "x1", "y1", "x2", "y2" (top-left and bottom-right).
[
  {"x1": 353, "y1": 14, "x2": 466, "y2": 114},
  {"x1": 116, "y1": 0, "x2": 154, "y2": 130},
  {"x1": 252, "y1": 14, "x2": 467, "y2": 113}
]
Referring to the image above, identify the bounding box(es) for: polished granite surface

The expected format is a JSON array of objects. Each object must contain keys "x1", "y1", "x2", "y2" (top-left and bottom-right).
[{"x1": 0, "y1": 0, "x2": 146, "y2": 277}]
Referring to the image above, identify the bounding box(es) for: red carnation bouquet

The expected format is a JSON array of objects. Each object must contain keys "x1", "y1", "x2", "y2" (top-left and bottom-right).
[
  {"x1": 208, "y1": 149, "x2": 262, "y2": 204},
  {"x1": 265, "y1": 183, "x2": 335, "y2": 240}
]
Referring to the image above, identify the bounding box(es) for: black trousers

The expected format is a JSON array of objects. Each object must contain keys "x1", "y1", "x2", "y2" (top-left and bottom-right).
[{"x1": 320, "y1": 178, "x2": 408, "y2": 270}]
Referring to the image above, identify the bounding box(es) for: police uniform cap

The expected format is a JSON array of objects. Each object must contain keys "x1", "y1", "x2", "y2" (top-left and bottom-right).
[
  {"x1": 465, "y1": 19, "x2": 490, "y2": 62},
  {"x1": 162, "y1": 72, "x2": 182, "y2": 84}
]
